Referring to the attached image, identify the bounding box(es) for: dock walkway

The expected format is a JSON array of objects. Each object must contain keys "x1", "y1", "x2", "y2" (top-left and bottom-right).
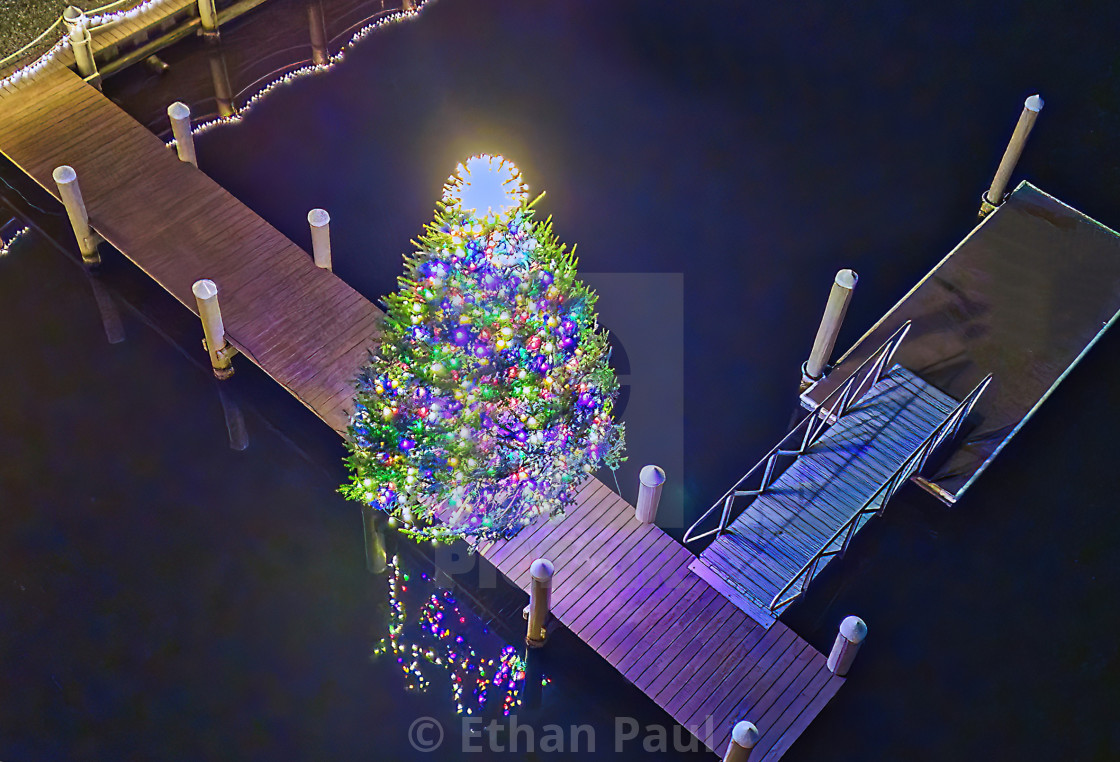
[
  {"x1": 691, "y1": 366, "x2": 957, "y2": 627},
  {"x1": 0, "y1": 65, "x2": 842, "y2": 758},
  {"x1": 0, "y1": 65, "x2": 380, "y2": 433}
]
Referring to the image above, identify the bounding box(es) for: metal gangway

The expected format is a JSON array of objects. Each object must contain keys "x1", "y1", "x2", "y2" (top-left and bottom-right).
[{"x1": 685, "y1": 321, "x2": 992, "y2": 627}]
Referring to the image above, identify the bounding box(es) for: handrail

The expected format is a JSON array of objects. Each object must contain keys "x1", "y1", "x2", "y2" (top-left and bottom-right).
[
  {"x1": 768, "y1": 373, "x2": 993, "y2": 615},
  {"x1": 684, "y1": 320, "x2": 913, "y2": 544}
]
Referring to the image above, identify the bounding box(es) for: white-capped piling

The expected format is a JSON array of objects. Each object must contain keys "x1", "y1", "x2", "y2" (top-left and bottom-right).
[
  {"x1": 525, "y1": 558, "x2": 554, "y2": 648},
  {"x1": 308, "y1": 208, "x2": 332, "y2": 270},
  {"x1": 826, "y1": 615, "x2": 867, "y2": 676},
  {"x1": 635, "y1": 465, "x2": 665, "y2": 524},
  {"x1": 191, "y1": 279, "x2": 236, "y2": 379},
  {"x1": 167, "y1": 102, "x2": 197, "y2": 167},
  {"x1": 802, "y1": 269, "x2": 858, "y2": 389},
  {"x1": 52, "y1": 165, "x2": 99, "y2": 265},
  {"x1": 980, "y1": 94, "x2": 1044, "y2": 218},
  {"x1": 63, "y1": 7, "x2": 98, "y2": 81},
  {"x1": 723, "y1": 721, "x2": 759, "y2": 762}
]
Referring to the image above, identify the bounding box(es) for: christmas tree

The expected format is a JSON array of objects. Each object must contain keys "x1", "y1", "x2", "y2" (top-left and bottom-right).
[{"x1": 343, "y1": 155, "x2": 624, "y2": 543}]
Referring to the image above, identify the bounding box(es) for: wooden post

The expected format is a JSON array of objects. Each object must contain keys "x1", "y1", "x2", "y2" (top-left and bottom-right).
[
  {"x1": 167, "y1": 102, "x2": 197, "y2": 167},
  {"x1": 63, "y1": 7, "x2": 98, "y2": 82},
  {"x1": 980, "y1": 94, "x2": 1044, "y2": 218},
  {"x1": 52, "y1": 165, "x2": 99, "y2": 266},
  {"x1": 308, "y1": 0, "x2": 329, "y2": 66},
  {"x1": 525, "y1": 558, "x2": 554, "y2": 648},
  {"x1": 197, "y1": 0, "x2": 219, "y2": 37},
  {"x1": 827, "y1": 615, "x2": 867, "y2": 676},
  {"x1": 308, "y1": 208, "x2": 332, "y2": 270},
  {"x1": 802, "y1": 269, "x2": 858, "y2": 389},
  {"x1": 635, "y1": 465, "x2": 665, "y2": 524},
  {"x1": 723, "y1": 721, "x2": 759, "y2": 762},
  {"x1": 191, "y1": 279, "x2": 235, "y2": 379}
]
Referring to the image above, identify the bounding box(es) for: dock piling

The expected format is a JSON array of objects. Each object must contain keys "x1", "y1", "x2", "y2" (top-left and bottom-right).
[
  {"x1": 826, "y1": 615, "x2": 867, "y2": 676},
  {"x1": 63, "y1": 7, "x2": 98, "y2": 82},
  {"x1": 197, "y1": 0, "x2": 219, "y2": 37},
  {"x1": 723, "y1": 721, "x2": 759, "y2": 761},
  {"x1": 52, "y1": 165, "x2": 99, "y2": 266},
  {"x1": 525, "y1": 558, "x2": 554, "y2": 648},
  {"x1": 802, "y1": 269, "x2": 858, "y2": 389},
  {"x1": 167, "y1": 102, "x2": 197, "y2": 167},
  {"x1": 308, "y1": 208, "x2": 332, "y2": 270},
  {"x1": 191, "y1": 279, "x2": 236, "y2": 379},
  {"x1": 980, "y1": 94, "x2": 1044, "y2": 218},
  {"x1": 635, "y1": 465, "x2": 665, "y2": 524}
]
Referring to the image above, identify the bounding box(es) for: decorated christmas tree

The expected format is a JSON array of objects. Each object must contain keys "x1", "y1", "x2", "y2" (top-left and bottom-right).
[{"x1": 343, "y1": 155, "x2": 624, "y2": 543}]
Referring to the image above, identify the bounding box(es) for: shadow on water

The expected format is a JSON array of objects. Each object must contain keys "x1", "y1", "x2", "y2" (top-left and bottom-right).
[{"x1": 4, "y1": 0, "x2": 1120, "y2": 758}]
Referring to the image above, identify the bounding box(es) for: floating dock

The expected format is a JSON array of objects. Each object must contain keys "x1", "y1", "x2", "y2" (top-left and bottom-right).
[{"x1": 803, "y1": 182, "x2": 1120, "y2": 502}]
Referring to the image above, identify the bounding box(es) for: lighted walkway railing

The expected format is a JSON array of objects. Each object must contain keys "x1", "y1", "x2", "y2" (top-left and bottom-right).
[
  {"x1": 767, "y1": 372, "x2": 994, "y2": 615},
  {"x1": 683, "y1": 320, "x2": 913, "y2": 545},
  {"x1": 0, "y1": 0, "x2": 162, "y2": 82}
]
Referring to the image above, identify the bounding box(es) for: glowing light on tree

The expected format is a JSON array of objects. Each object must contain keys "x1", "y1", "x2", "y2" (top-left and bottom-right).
[{"x1": 343, "y1": 155, "x2": 624, "y2": 542}]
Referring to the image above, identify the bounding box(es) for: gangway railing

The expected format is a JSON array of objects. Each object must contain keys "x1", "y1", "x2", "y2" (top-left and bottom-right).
[
  {"x1": 683, "y1": 320, "x2": 913, "y2": 544},
  {"x1": 767, "y1": 373, "x2": 994, "y2": 615}
]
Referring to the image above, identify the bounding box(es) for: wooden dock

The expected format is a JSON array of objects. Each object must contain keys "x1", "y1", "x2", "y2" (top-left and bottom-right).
[
  {"x1": 472, "y1": 479, "x2": 844, "y2": 758},
  {"x1": 0, "y1": 64, "x2": 845, "y2": 759},
  {"x1": 0, "y1": 64, "x2": 380, "y2": 433}
]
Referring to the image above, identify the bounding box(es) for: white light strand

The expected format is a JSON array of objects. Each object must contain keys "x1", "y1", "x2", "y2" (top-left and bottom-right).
[
  {"x1": 0, "y1": 226, "x2": 30, "y2": 257},
  {"x1": 0, "y1": 0, "x2": 172, "y2": 90},
  {"x1": 167, "y1": 2, "x2": 429, "y2": 146}
]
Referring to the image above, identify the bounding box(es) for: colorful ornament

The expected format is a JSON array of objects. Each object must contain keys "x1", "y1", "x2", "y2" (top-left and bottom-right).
[{"x1": 344, "y1": 155, "x2": 625, "y2": 542}]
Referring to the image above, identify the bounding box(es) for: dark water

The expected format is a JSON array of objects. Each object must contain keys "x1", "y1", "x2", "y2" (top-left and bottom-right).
[{"x1": 3, "y1": 0, "x2": 1120, "y2": 758}]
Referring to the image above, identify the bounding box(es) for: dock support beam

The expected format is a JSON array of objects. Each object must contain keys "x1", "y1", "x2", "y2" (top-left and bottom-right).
[
  {"x1": 197, "y1": 0, "x2": 219, "y2": 38},
  {"x1": 52, "y1": 165, "x2": 99, "y2": 266},
  {"x1": 308, "y1": 208, "x2": 332, "y2": 270},
  {"x1": 63, "y1": 7, "x2": 99, "y2": 83},
  {"x1": 167, "y1": 102, "x2": 197, "y2": 167},
  {"x1": 827, "y1": 615, "x2": 867, "y2": 676},
  {"x1": 635, "y1": 465, "x2": 665, "y2": 524},
  {"x1": 802, "y1": 269, "x2": 858, "y2": 390},
  {"x1": 980, "y1": 94, "x2": 1044, "y2": 218},
  {"x1": 192, "y1": 279, "x2": 236, "y2": 379},
  {"x1": 525, "y1": 558, "x2": 554, "y2": 648},
  {"x1": 723, "y1": 721, "x2": 759, "y2": 762}
]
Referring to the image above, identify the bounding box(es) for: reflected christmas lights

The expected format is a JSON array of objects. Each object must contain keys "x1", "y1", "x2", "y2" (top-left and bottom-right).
[{"x1": 371, "y1": 556, "x2": 548, "y2": 715}]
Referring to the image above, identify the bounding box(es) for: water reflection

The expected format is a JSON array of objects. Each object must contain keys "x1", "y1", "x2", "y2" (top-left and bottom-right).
[
  {"x1": 208, "y1": 45, "x2": 238, "y2": 118},
  {"x1": 372, "y1": 555, "x2": 549, "y2": 716}
]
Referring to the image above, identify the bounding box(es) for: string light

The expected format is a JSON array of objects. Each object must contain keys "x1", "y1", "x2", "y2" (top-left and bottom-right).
[
  {"x1": 371, "y1": 556, "x2": 542, "y2": 715},
  {"x1": 343, "y1": 155, "x2": 625, "y2": 543},
  {"x1": 0, "y1": 225, "x2": 30, "y2": 257},
  {"x1": 1, "y1": 0, "x2": 171, "y2": 91},
  {"x1": 169, "y1": 1, "x2": 430, "y2": 145}
]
